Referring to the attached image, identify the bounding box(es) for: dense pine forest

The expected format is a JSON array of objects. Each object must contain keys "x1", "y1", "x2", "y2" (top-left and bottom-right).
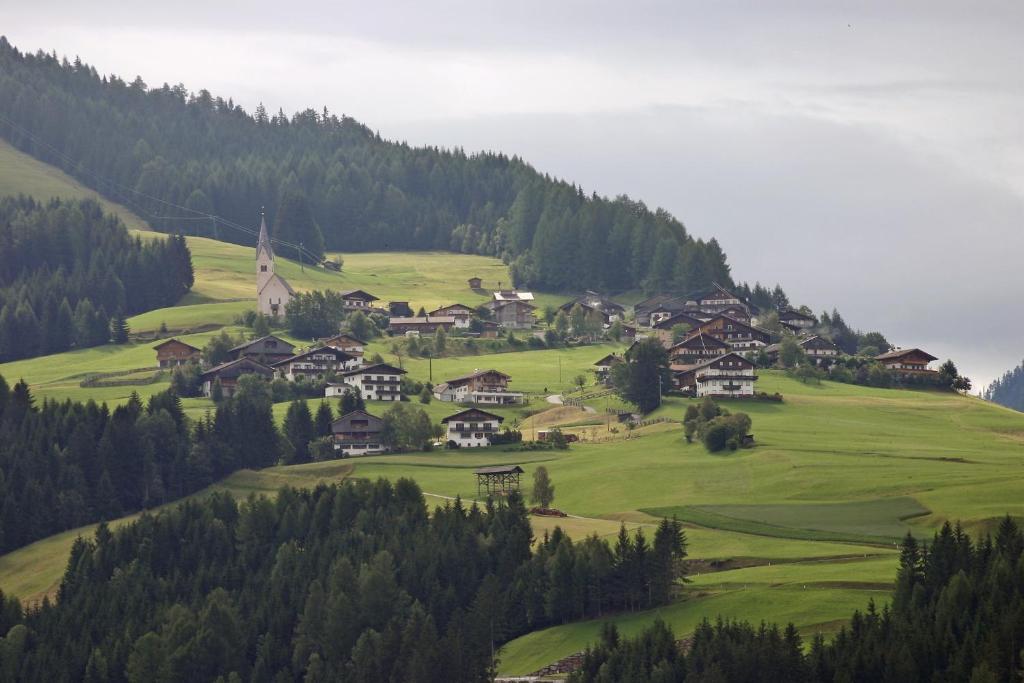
[
  {"x1": 571, "y1": 520, "x2": 1024, "y2": 682},
  {"x1": 0, "y1": 37, "x2": 732, "y2": 293},
  {"x1": 984, "y1": 361, "x2": 1024, "y2": 412},
  {"x1": 0, "y1": 373, "x2": 276, "y2": 554},
  {"x1": 0, "y1": 196, "x2": 193, "y2": 362},
  {"x1": 0, "y1": 479, "x2": 687, "y2": 681}
]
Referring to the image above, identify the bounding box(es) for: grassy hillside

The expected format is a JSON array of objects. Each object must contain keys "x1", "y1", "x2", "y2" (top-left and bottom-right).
[
  {"x1": 3, "y1": 151, "x2": 1022, "y2": 675},
  {"x1": 0, "y1": 138, "x2": 149, "y2": 231}
]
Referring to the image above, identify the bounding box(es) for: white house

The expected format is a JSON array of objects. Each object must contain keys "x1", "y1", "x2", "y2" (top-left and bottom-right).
[
  {"x1": 339, "y1": 363, "x2": 407, "y2": 401},
  {"x1": 693, "y1": 352, "x2": 758, "y2": 398},
  {"x1": 255, "y1": 214, "x2": 294, "y2": 318},
  {"x1": 441, "y1": 408, "x2": 504, "y2": 448}
]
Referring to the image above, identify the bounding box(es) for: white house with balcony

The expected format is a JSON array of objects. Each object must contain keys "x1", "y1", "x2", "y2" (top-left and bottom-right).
[
  {"x1": 339, "y1": 363, "x2": 407, "y2": 401},
  {"x1": 441, "y1": 408, "x2": 504, "y2": 448},
  {"x1": 433, "y1": 369, "x2": 524, "y2": 405},
  {"x1": 693, "y1": 352, "x2": 758, "y2": 398},
  {"x1": 272, "y1": 347, "x2": 362, "y2": 382}
]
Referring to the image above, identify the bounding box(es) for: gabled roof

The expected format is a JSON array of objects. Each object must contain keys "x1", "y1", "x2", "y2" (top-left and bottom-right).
[
  {"x1": 691, "y1": 352, "x2": 755, "y2": 371},
  {"x1": 331, "y1": 409, "x2": 383, "y2": 430},
  {"x1": 230, "y1": 335, "x2": 296, "y2": 355},
  {"x1": 258, "y1": 272, "x2": 295, "y2": 296},
  {"x1": 800, "y1": 335, "x2": 837, "y2": 350},
  {"x1": 670, "y1": 331, "x2": 729, "y2": 352},
  {"x1": 593, "y1": 353, "x2": 622, "y2": 366},
  {"x1": 699, "y1": 314, "x2": 770, "y2": 336},
  {"x1": 492, "y1": 300, "x2": 537, "y2": 311},
  {"x1": 322, "y1": 333, "x2": 368, "y2": 346},
  {"x1": 875, "y1": 348, "x2": 937, "y2": 362},
  {"x1": 256, "y1": 213, "x2": 274, "y2": 262},
  {"x1": 343, "y1": 362, "x2": 407, "y2": 376},
  {"x1": 430, "y1": 303, "x2": 476, "y2": 315},
  {"x1": 474, "y1": 465, "x2": 522, "y2": 475},
  {"x1": 443, "y1": 369, "x2": 511, "y2": 386},
  {"x1": 442, "y1": 408, "x2": 505, "y2": 423},
  {"x1": 271, "y1": 346, "x2": 358, "y2": 367},
  {"x1": 779, "y1": 308, "x2": 816, "y2": 322},
  {"x1": 653, "y1": 312, "x2": 705, "y2": 330},
  {"x1": 340, "y1": 289, "x2": 379, "y2": 302},
  {"x1": 153, "y1": 338, "x2": 200, "y2": 352},
  {"x1": 695, "y1": 282, "x2": 740, "y2": 302},
  {"x1": 200, "y1": 356, "x2": 275, "y2": 380}
]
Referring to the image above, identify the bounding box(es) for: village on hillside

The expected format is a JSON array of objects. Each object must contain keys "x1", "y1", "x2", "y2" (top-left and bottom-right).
[{"x1": 143, "y1": 216, "x2": 970, "y2": 459}]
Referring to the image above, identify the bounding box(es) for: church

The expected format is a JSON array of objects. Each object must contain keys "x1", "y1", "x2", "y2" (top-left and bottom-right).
[{"x1": 256, "y1": 213, "x2": 295, "y2": 318}]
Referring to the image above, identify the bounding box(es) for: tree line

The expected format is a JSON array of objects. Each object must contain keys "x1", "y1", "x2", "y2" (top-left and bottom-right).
[
  {"x1": 571, "y1": 518, "x2": 1024, "y2": 682},
  {"x1": 0, "y1": 196, "x2": 193, "y2": 362},
  {"x1": 0, "y1": 479, "x2": 687, "y2": 682},
  {"x1": 0, "y1": 373, "x2": 275, "y2": 554},
  {"x1": 984, "y1": 360, "x2": 1024, "y2": 412},
  {"x1": 0, "y1": 37, "x2": 732, "y2": 294}
]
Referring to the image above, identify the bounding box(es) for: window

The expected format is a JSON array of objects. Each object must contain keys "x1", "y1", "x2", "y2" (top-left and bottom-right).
[{"x1": 260, "y1": 265, "x2": 268, "y2": 272}]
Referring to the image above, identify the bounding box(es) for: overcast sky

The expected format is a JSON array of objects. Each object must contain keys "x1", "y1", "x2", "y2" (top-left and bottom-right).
[{"x1": 6, "y1": 1, "x2": 1024, "y2": 388}]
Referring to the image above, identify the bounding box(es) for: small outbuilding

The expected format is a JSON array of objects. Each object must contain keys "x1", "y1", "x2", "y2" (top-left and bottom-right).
[{"x1": 474, "y1": 465, "x2": 524, "y2": 498}]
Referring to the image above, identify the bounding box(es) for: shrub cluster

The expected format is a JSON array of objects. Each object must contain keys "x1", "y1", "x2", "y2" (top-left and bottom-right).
[{"x1": 683, "y1": 397, "x2": 753, "y2": 452}]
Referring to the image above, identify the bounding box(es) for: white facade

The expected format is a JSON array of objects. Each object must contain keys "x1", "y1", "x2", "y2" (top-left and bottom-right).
[
  {"x1": 341, "y1": 365, "x2": 405, "y2": 401},
  {"x1": 255, "y1": 215, "x2": 293, "y2": 318},
  {"x1": 325, "y1": 382, "x2": 358, "y2": 397},
  {"x1": 694, "y1": 354, "x2": 757, "y2": 398},
  {"x1": 445, "y1": 417, "x2": 502, "y2": 448}
]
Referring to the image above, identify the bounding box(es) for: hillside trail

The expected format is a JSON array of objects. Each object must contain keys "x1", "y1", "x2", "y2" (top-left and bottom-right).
[{"x1": 545, "y1": 394, "x2": 597, "y2": 413}]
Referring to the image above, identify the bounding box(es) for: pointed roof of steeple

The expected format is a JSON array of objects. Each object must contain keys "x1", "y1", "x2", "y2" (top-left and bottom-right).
[{"x1": 256, "y1": 209, "x2": 274, "y2": 261}]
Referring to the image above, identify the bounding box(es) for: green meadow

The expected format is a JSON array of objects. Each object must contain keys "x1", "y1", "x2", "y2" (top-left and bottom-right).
[
  {"x1": 0, "y1": 139, "x2": 149, "y2": 231},
  {"x1": 3, "y1": 149, "x2": 1024, "y2": 676}
]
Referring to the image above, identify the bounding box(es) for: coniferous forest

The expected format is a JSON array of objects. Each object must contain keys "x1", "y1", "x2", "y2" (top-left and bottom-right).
[
  {"x1": 0, "y1": 478, "x2": 689, "y2": 682},
  {"x1": 0, "y1": 374, "x2": 276, "y2": 554},
  {"x1": 570, "y1": 520, "x2": 1024, "y2": 683},
  {"x1": 0, "y1": 196, "x2": 194, "y2": 362},
  {"x1": 983, "y1": 361, "x2": 1024, "y2": 412},
  {"x1": 0, "y1": 37, "x2": 732, "y2": 294}
]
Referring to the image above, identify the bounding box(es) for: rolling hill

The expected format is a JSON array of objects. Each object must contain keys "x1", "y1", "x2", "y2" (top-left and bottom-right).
[{"x1": 2, "y1": 133, "x2": 1024, "y2": 678}]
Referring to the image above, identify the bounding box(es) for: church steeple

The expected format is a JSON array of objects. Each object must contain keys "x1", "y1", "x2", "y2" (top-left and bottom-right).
[
  {"x1": 256, "y1": 209, "x2": 275, "y2": 292},
  {"x1": 256, "y1": 209, "x2": 274, "y2": 262}
]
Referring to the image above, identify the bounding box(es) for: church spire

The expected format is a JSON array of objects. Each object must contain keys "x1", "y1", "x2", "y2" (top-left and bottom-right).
[{"x1": 256, "y1": 208, "x2": 274, "y2": 261}]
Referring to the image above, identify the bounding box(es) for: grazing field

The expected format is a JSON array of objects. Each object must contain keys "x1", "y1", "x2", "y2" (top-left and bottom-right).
[
  {"x1": 0, "y1": 138, "x2": 149, "y2": 231},
  {"x1": 2, "y1": 155, "x2": 1023, "y2": 675}
]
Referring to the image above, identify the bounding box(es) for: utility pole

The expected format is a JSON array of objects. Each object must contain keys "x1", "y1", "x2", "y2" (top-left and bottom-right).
[
  {"x1": 558, "y1": 356, "x2": 562, "y2": 384},
  {"x1": 299, "y1": 241, "x2": 304, "y2": 272}
]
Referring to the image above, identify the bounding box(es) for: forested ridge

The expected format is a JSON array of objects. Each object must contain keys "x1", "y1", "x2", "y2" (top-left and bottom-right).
[
  {"x1": 0, "y1": 37, "x2": 732, "y2": 293},
  {"x1": 0, "y1": 479, "x2": 687, "y2": 682},
  {"x1": 984, "y1": 361, "x2": 1024, "y2": 412},
  {"x1": 0, "y1": 373, "x2": 277, "y2": 554},
  {"x1": 0, "y1": 196, "x2": 193, "y2": 362},
  {"x1": 571, "y1": 520, "x2": 1024, "y2": 682}
]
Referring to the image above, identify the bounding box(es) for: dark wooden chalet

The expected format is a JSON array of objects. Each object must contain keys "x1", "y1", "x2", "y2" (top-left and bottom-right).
[
  {"x1": 778, "y1": 308, "x2": 816, "y2": 329},
  {"x1": 875, "y1": 348, "x2": 938, "y2": 376},
  {"x1": 330, "y1": 410, "x2": 386, "y2": 456},
  {"x1": 229, "y1": 335, "x2": 296, "y2": 364},
  {"x1": 467, "y1": 277, "x2": 483, "y2": 289},
  {"x1": 153, "y1": 338, "x2": 201, "y2": 368},
  {"x1": 696, "y1": 315, "x2": 771, "y2": 350},
  {"x1": 668, "y1": 331, "x2": 730, "y2": 364},
  {"x1": 653, "y1": 312, "x2": 706, "y2": 332},
  {"x1": 200, "y1": 357, "x2": 274, "y2": 398}
]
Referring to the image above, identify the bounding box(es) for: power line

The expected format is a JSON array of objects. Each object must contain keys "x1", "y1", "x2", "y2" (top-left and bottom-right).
[{"x1": 0, "y1": 112, "x2": 325, "y2": 263}]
